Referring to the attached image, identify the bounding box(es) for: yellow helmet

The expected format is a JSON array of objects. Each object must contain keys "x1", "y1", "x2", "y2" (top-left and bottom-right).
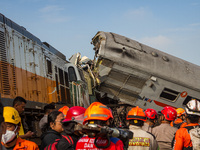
[
  {"x1": 3, "y1": 107, "x2": 21, "y2": 124},
  {"x1": 176, "y1": 108, "x2": 185, "y2": 117}
]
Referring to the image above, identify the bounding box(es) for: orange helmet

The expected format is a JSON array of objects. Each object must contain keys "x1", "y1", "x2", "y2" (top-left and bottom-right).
[
  {"x1": 176, "y1": 108, "x2": 185, "y2": 117},
  {"x1": 59, "y1": 106, "x2": 69, "y2": 118},
  {"x1": 127, "y1": 106, "x2": 146, "y2": 121},
  {"x1": 83, "y1": 102, "x2": 113, "y2": 124}
]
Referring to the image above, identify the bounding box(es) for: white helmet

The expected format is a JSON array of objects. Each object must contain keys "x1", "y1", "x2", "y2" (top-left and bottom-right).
[{"x1": 185, "y1": 99, "x2": 200, "y2": 116}]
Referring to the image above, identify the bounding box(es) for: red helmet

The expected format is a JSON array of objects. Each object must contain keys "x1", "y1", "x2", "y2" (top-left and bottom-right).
[
  {"x1": 161, "y1": 106, "x2": 177, "y2": 121},
  {"x1": 145, "y1": 108, "x2": 157, "y2": 120},
  {"x1": 62, "y1": 106, "x2": 86, "y2": 124}
]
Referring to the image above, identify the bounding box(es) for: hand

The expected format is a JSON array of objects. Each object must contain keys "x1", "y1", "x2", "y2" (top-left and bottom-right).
[{"x1": 25, "y1": 131, "x2": 35, "y2": 138}]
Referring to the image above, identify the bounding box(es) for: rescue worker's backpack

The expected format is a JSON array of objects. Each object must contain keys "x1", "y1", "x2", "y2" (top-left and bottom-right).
[
  {"x1": 44, "y1": 135, "x2": 74, "y2": 150},
  {"x1": 184, "y1": 125, "x2": 200, "y2": 150}
]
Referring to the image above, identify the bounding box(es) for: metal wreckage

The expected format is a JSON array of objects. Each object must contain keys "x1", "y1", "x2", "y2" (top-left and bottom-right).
[{"x1": 70, "y1": 31, "x2": 200, "y2": 128}]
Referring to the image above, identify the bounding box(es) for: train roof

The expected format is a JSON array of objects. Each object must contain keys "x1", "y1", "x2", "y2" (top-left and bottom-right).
[
  {"x1": 92, "y1": 31, "x2": 200, "y2": 91},
  {"x1": 0, "y1": 13, "x2": 66, "y2": 60}
]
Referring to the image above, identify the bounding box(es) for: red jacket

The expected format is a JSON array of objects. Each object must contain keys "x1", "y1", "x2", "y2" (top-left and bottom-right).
[
  {"x1": 173, "y1": 123, "x2": 200, "y2": 150},
  {"x1": 76, "y1": 136, "x2": 124, "y2": 150}
]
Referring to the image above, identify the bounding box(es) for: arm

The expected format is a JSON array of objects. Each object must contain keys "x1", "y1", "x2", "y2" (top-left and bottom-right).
[
  {"x1": 19, "y1": 131, "x2": 34, "y2": 139},
  {"x1": 172, "y1": 129, "x2": 184, "y2": 150}
]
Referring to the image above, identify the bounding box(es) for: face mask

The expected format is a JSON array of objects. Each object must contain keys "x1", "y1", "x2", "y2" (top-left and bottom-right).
[{"x1": 1, "y1": 126, "x2": 18, "y2": 144}]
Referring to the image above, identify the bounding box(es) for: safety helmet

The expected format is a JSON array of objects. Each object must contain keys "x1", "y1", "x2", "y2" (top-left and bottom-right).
[
  {"x1": 59, "y1": 106, "x2": 69, "y2": 118},
  {"x1": 83, "y1": 102, "x2": 113, "y2": 125},
  {"x1": 62, "y1": 106, "x2": 86, "y2": 124},
  {"x1": 176, "y1": 108, "x2": 185, "y2": 117},
  {"x1": 185, "y1": 99, "x2": 200, "y2": 116},
  {"x1": 3, "y1": 106, "x2": 21, "y2": 125},
  {"x1": 127, "y1": 106, "x2": 147, "y2": 121},
  {"x1": 161, "y1": 106, "x2": 177, "y2": 121},
  {"x1": 145, "y1": 108, "x2": 157, "y2": 120}
]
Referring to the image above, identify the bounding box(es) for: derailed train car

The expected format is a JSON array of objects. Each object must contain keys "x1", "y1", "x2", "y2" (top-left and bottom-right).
[
  {"x1": 89, "y1": 31, "x2": 200, "y2": 112},
  {"x1": 0, "y1": 13, "x2": 90, "y2": 134}
]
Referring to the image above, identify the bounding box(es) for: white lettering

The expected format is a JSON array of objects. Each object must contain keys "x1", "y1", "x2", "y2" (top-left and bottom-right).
[
  {"x1": 89, "y1": 139, "x2": 94, "y2": 143},
  {"x1": 79, "y1": 138, "x2": 89, "y2": 142},
  {"x1": 84, "y1": 143, "x2": 94, "y2": 148}
]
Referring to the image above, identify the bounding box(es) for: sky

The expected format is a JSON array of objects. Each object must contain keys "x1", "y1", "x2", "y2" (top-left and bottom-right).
[{"x1": 0, "y1": 0, "x2": 200, "y2": 66}]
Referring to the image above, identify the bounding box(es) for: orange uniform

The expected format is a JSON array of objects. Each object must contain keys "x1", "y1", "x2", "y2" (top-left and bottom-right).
[
  {"x1": 173, "y1": 123, "x2": 200, "y2": 150},
  {"x1": 170, "y1": 118, "x2": 187, "y2": 128},
  {"x1": 2, "y1": 137, "x2": 39, "y2": 150}
]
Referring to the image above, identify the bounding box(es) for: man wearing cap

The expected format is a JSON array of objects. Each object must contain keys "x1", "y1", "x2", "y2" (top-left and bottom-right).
[
  {"x1": 39, "y1": 103, "x2": 55, "y2": 131},
  {"x1": 1, "y1": 106, "x2": 39, "y2": 149},
  {"x1": 13, "y1": 96, "x2": 34, "y2": 139}
]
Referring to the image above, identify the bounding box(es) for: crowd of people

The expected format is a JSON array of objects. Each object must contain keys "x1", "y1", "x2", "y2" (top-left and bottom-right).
[{"x1": 0, "y1": 96, "x2": 200, "y2": 150}]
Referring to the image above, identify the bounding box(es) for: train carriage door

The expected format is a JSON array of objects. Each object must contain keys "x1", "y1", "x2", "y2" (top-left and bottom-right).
[
  {"x1": 65, "y1": 64, "x2": 86, "y2": 106},
  {"x1": 58, "y1": 68, "x2": 66, "y2": 103},
  {"x1": 56, "y1": 67, "x2": 70, "y2": 105}
]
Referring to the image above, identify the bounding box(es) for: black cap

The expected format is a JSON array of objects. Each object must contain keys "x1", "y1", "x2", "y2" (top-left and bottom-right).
[{"x1": 44, "y1": 103, "x2": 55, "y2": 111}]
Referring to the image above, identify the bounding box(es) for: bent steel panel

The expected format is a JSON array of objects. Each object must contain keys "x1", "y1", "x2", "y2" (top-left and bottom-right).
[{"x1": 92, "y1": 31, "x2": 200, "y2": 91}]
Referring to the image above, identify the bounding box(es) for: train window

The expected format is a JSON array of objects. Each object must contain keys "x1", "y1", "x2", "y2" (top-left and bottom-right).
[
  {"x1": 55, "y1": 66, "x2": 57, "y2": 73},
  {"x1": 46, "y1": 58, "x2": 52, "y2": 75},
  {"x1": 64, "y1": 71, "x2": 69, "y2": 87},
  {"x1": 160, "y1": 88, "x2": 180, "y2": 101},
  {"x1": 78, "y1": 68, "x2": 86, "y2": 82},
  {"x1": 58, "y1": 68, "x2": 64, "y2": 85},
  {"x1": 55, "y1": 74, "x2": 59, "y2": 95},
  {"x1": 183, "y1": 96, "x2": 200, "y2": 106},
  {"x1": 68, "y1": 66, "x2": 77, "y2": 82}
]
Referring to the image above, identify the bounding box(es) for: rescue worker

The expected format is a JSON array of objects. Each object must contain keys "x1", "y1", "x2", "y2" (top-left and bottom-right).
[
  {"x1": 127, "y1": 106, "x2": 158, "y2": 150},
  {"x1": 0, "y1": 102, "x2": 6, "y2": 150},
  {"x1": 1, "y1": 106, "x2": 39, "y2": 150},
  {"x1": 170, "y1": 108, "x2": 186, "y2": 129},
  {"x1": 76, "y1": 102, "x2": 124, "y2": 150},
  {"x1": 13, "y1": 96, "x2": 34, "y2": 139},
  {"x1": 152, "y1": 106, "x2": 177, "y2": 150},
  {"x1": 39, "y1": 103, "x2": 56, "y2": 130},
  {"x1": 46, "y1": 106, "x2": 86, "y2": 150},
  {"x1": 142, "y1": 108, "x2": 158, "y2": 133},
  {"x1": 173, "y1": 99, "x2": 200, "y2": 150}
]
